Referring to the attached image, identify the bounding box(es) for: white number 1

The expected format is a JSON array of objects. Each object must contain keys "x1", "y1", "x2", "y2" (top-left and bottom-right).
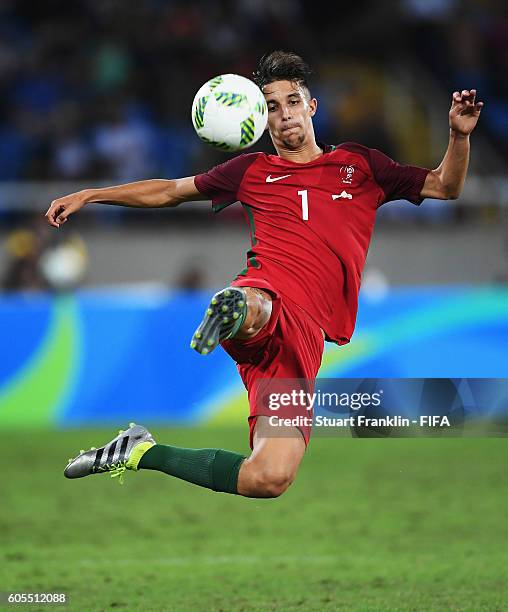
[{"x1": 298, "y1": 189, "x2": 309, "y2": 221}]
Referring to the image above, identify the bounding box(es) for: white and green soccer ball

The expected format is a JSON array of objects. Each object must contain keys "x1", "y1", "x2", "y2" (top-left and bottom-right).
[{"x1": 191, "y1": 74, "x2": 267, "y2": 151}]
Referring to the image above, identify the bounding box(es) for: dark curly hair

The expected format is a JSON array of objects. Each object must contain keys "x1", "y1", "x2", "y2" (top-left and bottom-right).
[{"x1": 253, "y1": 51, "x2": 312, "y2": 94}]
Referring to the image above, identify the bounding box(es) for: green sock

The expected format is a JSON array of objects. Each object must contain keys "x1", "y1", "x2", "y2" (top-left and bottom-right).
[{"x1": 138, "y1": 444, "x2": 246, "y2": 495}]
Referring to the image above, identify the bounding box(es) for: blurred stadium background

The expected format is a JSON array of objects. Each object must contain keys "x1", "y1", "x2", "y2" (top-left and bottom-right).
[
  {"x1": 1, "y1": 1, "x2": 508, "y2": 610},
  {"x1": 1, "y1": 0, "x2": 507, "y2": 427}
]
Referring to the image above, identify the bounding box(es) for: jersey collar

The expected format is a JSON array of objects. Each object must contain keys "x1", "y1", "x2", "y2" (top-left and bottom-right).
[{"x1": 266, "y1": 142, "x2": 333, "y2": 166}]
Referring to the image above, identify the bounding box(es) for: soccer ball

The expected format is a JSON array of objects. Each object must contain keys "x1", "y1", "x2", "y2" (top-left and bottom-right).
[{"x1": 191, "y1": 74, "x2": 267, "y2": 151}]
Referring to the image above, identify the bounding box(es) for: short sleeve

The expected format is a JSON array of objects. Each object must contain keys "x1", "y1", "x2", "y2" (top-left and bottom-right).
[
  {"x1": 194, "y1": 153, "x2": 259, "y2": 212},
  {"x1": 367, "y1": 148, "x2": 430, "y2": 206}
]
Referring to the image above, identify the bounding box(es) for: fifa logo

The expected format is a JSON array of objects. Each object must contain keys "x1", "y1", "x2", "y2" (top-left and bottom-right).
[{"x1": 339, "y1": 165, "x2": 355, "y2": 184}]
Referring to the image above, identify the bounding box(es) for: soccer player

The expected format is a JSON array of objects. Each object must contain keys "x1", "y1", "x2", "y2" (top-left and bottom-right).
[{"x1": 46, "y1": 51, "x2": 483, "y2": 498}]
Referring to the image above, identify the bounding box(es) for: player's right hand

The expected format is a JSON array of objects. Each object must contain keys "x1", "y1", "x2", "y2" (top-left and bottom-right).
[{"x1": 45, "y1": 190, "x2": 89, "y2": 228}]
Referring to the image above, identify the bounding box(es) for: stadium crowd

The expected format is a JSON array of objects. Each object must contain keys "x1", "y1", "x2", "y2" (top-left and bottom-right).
[{"x1": 0, "y1": 0, "x2": 506, "y2": 183}]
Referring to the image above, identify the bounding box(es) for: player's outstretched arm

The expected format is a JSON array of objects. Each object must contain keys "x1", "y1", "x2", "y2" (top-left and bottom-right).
[
  {"x1": 420, "y1": 89, "x2": 484, "y2": 200},
  {"x1": 45, "y1": 176, "x2": 206, "y2": 228}
]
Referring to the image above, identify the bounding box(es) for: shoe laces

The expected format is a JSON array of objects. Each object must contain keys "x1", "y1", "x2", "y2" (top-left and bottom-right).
[{"x1": 95, "y1": 461, "x2": 128, "y2": 484}]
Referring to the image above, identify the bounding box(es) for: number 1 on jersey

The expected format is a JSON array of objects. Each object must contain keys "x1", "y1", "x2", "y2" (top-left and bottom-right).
[{"x1": 298, "y1": 189, "x2": 309, "y2": 221}]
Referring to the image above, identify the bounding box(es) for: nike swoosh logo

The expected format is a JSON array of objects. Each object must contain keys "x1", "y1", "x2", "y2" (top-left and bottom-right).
[{"x1": 266, "y1": 174, "x2": 292, "y2": 183}]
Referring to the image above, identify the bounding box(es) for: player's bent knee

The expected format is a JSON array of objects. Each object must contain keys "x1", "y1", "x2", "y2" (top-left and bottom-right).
[{"x1": 253, "y1": 466, "x2": 295, "y2": 498}]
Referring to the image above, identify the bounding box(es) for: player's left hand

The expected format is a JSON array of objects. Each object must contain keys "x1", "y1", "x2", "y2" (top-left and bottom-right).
[{"x1": 449, "y1": 89, "x2": 484, "y2": 136}]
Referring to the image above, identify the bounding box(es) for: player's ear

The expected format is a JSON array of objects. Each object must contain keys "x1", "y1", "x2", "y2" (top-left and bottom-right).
[{"x1": 309, "y1": 97, "x2": 318, "y2": 117}]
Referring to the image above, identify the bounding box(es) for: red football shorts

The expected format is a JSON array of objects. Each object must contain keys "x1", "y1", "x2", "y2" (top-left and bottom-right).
[{"x1": 221, "y1": 286, "x2": 325, "y2": 449}]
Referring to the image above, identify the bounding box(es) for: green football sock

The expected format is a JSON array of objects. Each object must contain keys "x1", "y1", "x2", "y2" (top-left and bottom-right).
[{"x1": 138, "y1": 444, "x2": 246, "y2": 495}]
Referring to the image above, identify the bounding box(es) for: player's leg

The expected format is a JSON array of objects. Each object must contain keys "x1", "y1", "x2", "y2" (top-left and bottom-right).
[
  {"x1": 134, "y1": 413, "x2": 307, "y2": 498},
  {"x1": 64, "y1": 423, "x2": 247, "y2": 492},
  {"x1": 64, "y1": 418, "x2": 305, "y2": 498},
  {"x1": 236, "y1": 416, "x2": 306, "y2": 498},
  {"x1": 64, "y1": 287, "x2": 277, "y2": 491},
  {"x1": 190, "y1": 286, "x2": 272, "y2": 354},
  {"x1": 64, "y1": 290, "x2": 318, "y2": 496},
  {"x1": 235, "y1": 287, "x2": 273, "y2": 340}
]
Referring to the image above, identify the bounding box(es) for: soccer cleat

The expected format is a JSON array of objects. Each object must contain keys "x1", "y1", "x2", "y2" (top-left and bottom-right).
[
  {"x1": 190, "y1": 287, "x2": 247, "y2": 355},
  {"x1": 64, "y1": 423, "x2": 156, "y2": 484}
]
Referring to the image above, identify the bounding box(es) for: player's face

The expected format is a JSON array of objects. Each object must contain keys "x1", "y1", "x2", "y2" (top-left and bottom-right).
[{"x1": 263, "y1": 80, "x2": 317, "y2": 149}]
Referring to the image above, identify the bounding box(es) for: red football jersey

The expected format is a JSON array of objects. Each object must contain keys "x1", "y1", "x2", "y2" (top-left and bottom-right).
[{"x1": 194, "y1": 143, "x2": 430, "y2": 345}]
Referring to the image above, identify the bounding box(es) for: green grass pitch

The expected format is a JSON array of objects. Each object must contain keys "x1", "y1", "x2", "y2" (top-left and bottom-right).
[{"x1": 2, "y1": 427, "x2": 508, "y2": 611}]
